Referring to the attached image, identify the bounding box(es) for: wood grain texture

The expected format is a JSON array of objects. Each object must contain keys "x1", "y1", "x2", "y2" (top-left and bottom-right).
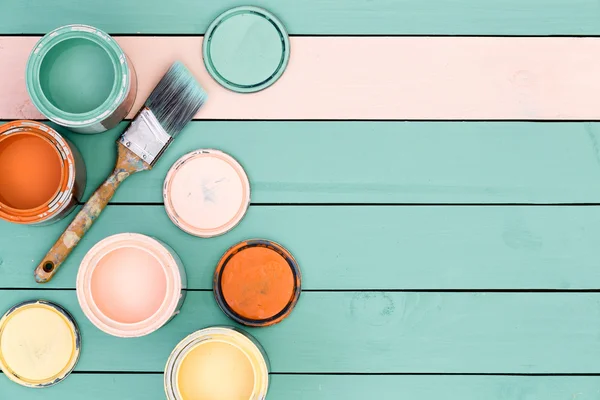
[
  {"x1": 3, "y1": 205, "x2": 600, "y2": 290},
  {"x1": 3, "y1": 37, "x2": 600, "y2": 120},
  {"x1": 0, "y1": 374, "x2": 163, "y2": 399},
  {"x1": 2, "y1": 0, "x2": 600, "y2": 35},
  {"x1": 0, "y1": 1, "x2": 597, "y2": 395},
  {"x1": 1, "y1": 290, "x2": 599, "y2": 373},
  {"x1": 2, "y1": 374, "x2": 600, "y2": 399},
  {"x1": 4, "y1": 121, "x2": 600, "y2": 205}
]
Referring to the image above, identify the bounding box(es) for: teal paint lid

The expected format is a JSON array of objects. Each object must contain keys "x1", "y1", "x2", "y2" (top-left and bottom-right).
[{"x1": 203, "y1": 6, "x2": 290, "y2": 93}]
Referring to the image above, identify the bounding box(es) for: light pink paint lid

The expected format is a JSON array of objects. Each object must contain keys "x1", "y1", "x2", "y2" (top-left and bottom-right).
[
  {"x1": 163, "y1": 149, "x2": 251, "y2": 238},
  {"x1": 77, "y1": 233, "x2": 186, "y2": 338}
]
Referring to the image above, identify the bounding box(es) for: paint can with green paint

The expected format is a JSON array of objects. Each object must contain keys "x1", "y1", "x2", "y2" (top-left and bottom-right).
[{"x1": 26, "y1": 24, "x2": 137, "y2": 134}]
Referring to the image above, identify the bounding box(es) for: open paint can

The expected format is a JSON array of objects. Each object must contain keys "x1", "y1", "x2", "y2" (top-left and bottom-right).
[
  {"x1": 0, "y1": 300, "x2": 81, "y2": 388},
  {"x1": 77, "y1": 233, "x2": 186, "y2": 337},
  {"x1": 214, "y1": 239, "x2": 302, "y2": 327},
  {"x1": 0, "y1": 120, "x2": 86, "y2": 225},
  {"x1": 165, "y1": 327, "x2": 269, "y2": 400},
  {"x1": 26, "y1": 24, "x2": 137, "y2": 134},
  {"x1": 163, "y1": 149, "x2": 251, "y2": 238}
]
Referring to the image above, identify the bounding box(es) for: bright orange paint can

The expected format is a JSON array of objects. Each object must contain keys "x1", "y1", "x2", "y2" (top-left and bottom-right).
[
  {"x1": 214, "y1": 239, "x2": 302, "y2": 327},
  {"x1": 0, "y1": 121, "x2": 86, "y2": 225}
]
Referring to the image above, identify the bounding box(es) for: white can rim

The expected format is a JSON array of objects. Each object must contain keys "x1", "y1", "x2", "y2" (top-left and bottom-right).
[
  {"x1": 164, "y1": 327, "x2": 269, "y2": 400},
  {"x1": 76, "y1": 233, "x2": 185, "y2": 337},
  {"x1": 163, "y1": 149, "x2": 251, "y2": 238}
]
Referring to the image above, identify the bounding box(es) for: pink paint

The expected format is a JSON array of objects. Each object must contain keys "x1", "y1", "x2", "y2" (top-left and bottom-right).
[
  {"x1": 90, "y1": 246, "x2": 167, "y2": 324},
  {"x1": 2, "y1": 36, "x2": 600, "y2": 119},
  {"x1": 77, "y1": 233, "x2": 186, "y2": 337},
  {"x1": 163, "y1": 149, "x2": 250, "y2": 238}
]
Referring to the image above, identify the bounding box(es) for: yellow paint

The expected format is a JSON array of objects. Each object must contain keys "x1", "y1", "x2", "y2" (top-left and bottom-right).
[
  {"x1": 177, "y1": 340, "x2": 255, "y2": 400},
  {"x1": 0, "y1": 302, "x2": 77, "y2": 385}
]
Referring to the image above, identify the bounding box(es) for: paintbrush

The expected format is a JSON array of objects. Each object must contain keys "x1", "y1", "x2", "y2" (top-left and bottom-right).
[{"x1": 34, "y1": 61, "x2": 207, "y2": 283}]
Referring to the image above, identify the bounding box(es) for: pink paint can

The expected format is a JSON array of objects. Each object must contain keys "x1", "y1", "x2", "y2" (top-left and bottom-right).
[
  {"x1": 76, "y1": 233, "x2": 186, "y2": 337},
  {"x1": 163, "y1": 149, "x2": 251, "y2": 238}
]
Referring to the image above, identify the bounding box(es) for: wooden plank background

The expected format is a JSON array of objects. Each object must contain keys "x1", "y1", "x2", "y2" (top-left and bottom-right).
[
  {"x1": 2, "y1": 121, "x2": 600, "y2": 205},
  {"x1": 1, "y1": 1, "x2": 600, "y2": 399},
  {"x1": 4, "y1": 37, "x2": 600, "y2": 120},
  {"x1": 1, "y1": 290, "x2": 599, "y2": 373},
  {"x1": 2, "y1": 0, "x2": 600, "y2": 35},
  {"x1": 3, "y1": 205, "x2": 600, "y2": 290},
  {"x1": 4, "y1": 374, "x2": 600, "y2": 400}
]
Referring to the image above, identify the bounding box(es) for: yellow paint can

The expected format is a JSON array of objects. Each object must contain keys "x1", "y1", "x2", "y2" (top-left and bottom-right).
[
  {"x1": 0, "y1": 300, "x2": 81, "y2": 388},
  {"x1": 165, "y1": 327, "x2": 269, "y2": 399}
]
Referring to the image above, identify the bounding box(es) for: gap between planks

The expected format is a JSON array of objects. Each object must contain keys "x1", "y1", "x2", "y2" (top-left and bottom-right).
[
  {"x1": 104, "y1": 203, "x2": 600, "y2": 206},
  {"x1": 3, "y1": 371, "x2": 600, "y2": 376},
  {"x1": 3, "y1": 288, "x2": 600, "y2": 293}
]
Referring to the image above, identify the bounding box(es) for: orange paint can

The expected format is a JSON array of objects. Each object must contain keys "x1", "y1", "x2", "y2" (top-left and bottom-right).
[
  {"x1": 213, "y1": 239, "x2": 302, "y2": 327},
  {"x1": 0, "y1": 121, "x2": 86, "y2": 225}
]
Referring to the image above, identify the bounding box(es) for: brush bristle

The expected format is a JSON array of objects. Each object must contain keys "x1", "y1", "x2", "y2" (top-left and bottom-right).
[{"x1": 145, "y1": 61, "x2": 208, "y2": 137}]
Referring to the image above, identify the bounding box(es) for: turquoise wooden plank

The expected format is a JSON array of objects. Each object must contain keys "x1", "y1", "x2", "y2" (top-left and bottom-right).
[
  {"x1": 0, "y1": 290, "x2": 598, "y2": 373},
  {"x1": 268, "y1": 375, "x2": 600, "y2": 399},
  {"x1": 2, "y1": 205, "x2": 600, "y2": 290},
  {"x1": 2, "y1": 1, "x2": 600, "y2": 35},
  {"x1": 3, "y1": 374, "x2": 600, "y2": 399},
  {"x1": 0, "y1": 374, "x2": 163, "y2": 399},
  {"x1": 4, "y1": 121, "x2": 600, "y2": 204}
]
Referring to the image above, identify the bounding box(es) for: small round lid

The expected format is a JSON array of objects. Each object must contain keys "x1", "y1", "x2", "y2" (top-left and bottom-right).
[
  {"x1": 0, "y1": 300, "x2": 81, "y2": 388},
  {"x1": 203, "y1": 6, "x2": 290, "y2": 93},
  {"x1": 214, "y1": 239, "x2": 302, "y2": 327},
  {"x1": 163, "y1": 149, "x2": 251, "y2": 238}
]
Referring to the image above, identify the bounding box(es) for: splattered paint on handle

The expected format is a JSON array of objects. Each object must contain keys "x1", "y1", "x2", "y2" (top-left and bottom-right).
[{"x1": 34, "y1": 143, "x2": 150, "y2": 283}]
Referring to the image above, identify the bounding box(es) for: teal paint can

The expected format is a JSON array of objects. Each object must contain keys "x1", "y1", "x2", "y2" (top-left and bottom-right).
[{"x1": 26, "y1": 24, "x2": 137, "y2": 134}]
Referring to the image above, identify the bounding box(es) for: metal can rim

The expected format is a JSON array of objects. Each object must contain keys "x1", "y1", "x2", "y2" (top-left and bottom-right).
[
  {"x1": 0, "y1": 300, "x2": 81, "y2": 388},
  {"x1": 76, "y1": 233, "x2": 186, "y2": 338},
  {"x1": 163, "y1": 149, "x2": 251, "y2": 238},
  {"x1": 164, "y1": 326, "x2": 270, "y2": 400},
  {"x1": 0, "y1": 120, "x2": 81, "y2": 224},
  {"x1": 213, "y1": 239, "x2": 302, "y2": 327},
  {"x1": 25, "y1": 24, "x2": 132, "y2": 129},
  {"x1": 203, "y1": 6, "x2": 290, "y2": 93}
]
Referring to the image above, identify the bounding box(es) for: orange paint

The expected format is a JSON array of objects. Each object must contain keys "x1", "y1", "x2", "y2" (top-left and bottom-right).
[
  {"x1": 0, "y1": 121, "x2": 85, "y2": 225},
  {"x1": 222, "y1": 246, "x2": 294, "y2": 320},
  {"x1": 0, "y1": 132, "x2": 62, "y2": 210},
  {"x1": 214, "y1": 240, "x2": 302, "y2": 327}
]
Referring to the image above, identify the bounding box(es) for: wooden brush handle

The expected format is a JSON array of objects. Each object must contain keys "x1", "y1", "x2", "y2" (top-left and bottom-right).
[{"x1": 34, "y1": 143, "x2": 150, "y2": 283}]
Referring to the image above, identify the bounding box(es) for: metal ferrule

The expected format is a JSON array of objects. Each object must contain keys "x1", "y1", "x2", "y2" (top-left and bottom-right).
[{"x1": 119, "y1": 107, "x2": 172, "y2": 166}]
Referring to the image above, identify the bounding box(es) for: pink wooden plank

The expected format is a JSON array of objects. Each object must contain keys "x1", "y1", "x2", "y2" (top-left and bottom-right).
[{"x1": 1, "y1": 36, "x2": 599, "y2": 120}]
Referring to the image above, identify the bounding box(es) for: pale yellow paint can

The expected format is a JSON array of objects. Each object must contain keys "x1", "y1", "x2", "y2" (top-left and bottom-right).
[
  {"x1": 165, "y1": 327, "x2": 269, "y2": 400},
  {"x1": 0, "y1": 300, "x2": 81, "y2": 388}
]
